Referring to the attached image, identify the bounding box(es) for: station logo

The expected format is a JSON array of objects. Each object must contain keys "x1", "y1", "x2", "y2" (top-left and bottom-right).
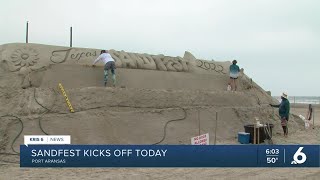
[{"x1": 291, "y1": 147, "x2": 307, "y2": 165}]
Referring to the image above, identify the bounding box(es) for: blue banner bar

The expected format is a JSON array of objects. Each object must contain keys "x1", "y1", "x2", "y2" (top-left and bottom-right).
[{"x1": 20, "y1": 145, "x2": 320, "y2": 167}]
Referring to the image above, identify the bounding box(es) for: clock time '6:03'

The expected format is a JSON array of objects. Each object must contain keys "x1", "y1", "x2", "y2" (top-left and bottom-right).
[{"x1": 266, "y1": 149, "x2": 280, "y2": 155}]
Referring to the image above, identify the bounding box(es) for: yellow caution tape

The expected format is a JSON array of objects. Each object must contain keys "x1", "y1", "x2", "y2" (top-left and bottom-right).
[{"x1": 58, "y1": 83, "x2": 75, "y2": 113}]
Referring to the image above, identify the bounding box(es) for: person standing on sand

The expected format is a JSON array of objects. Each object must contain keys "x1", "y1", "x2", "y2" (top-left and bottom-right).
[
  {"x1": 270, "y1": 92, "x2": 290, "y2": 137},
  {"x1": 306, "y1": 104, "x2": 313, "y2": 121},
  {"x1": 229, "y1": 60, "x2": 240, "y2": 91},
  {"x1": 92, "y1": 50, "x2": 116, "y2": 87}
]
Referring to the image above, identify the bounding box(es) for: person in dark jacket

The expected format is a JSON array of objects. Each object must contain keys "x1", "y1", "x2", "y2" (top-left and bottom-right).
[
  {"x1": 270, "y1": 92, "x2": 290, "y2": 137},
  {"x1": 306, "y1": 104, "x2": 313, "y2": 121}
]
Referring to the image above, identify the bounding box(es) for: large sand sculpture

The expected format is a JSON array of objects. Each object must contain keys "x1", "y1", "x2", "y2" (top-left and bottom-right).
[
  {"x1": 3, "y1": 43, "x2": 320, "y2": 179},
  {"x1": 0, "y1": 43, "x2": 304, "y2": 163}
]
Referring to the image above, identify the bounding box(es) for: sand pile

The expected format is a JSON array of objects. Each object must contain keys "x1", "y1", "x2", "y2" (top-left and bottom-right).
[{"x1": 0, "y1": 43, "x2": 306, "y2": 163}]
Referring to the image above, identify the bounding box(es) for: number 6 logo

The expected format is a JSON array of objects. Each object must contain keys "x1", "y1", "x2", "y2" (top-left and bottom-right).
[{"x1": 292, "y1": 147, "x2": 307, "y2": 164}]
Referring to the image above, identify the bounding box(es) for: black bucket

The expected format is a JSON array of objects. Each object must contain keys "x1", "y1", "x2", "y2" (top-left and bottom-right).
[{"x1": 244, "y1": 124, "x2": 274, "y2": 144}]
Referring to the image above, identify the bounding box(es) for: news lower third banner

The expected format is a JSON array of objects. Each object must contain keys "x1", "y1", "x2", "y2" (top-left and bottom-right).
[{"x1": 20, "y1": 145, "x2": 320, "y2": 167}]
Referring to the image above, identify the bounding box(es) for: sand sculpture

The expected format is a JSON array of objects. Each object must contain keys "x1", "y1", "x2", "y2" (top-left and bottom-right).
[
  {"x1": 0, "y1": 43, "x2": 294, "y2": 138},
  {"x1": 0, "y1": 44, "x2": 317, "y2": 179},
  {"x1": 0, "y1": 43, "x2": 229, "y2": 74},
  {"x1": 0, "y1": 42, "x2": 309, "y2": 171},
  {"x1": 0, "y1": 43, "x2": 239, "y2": 90}
]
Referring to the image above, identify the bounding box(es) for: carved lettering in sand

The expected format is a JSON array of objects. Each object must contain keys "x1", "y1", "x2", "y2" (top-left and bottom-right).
[
  {"x1": 51, "y1": 49, "x2": 98, "y2": 63},
  {"x1": 50, "y1": 49, "x2": 72, "y2": 64},
  {"x1": 196, "y1": 60, "x2": 226, "y2": 74},
  {"x1": 48, "y1": 49, "x2": 191, "y2": 72},
  {"x1": 108, "y1": 50, "x2": 190, "y2": 72},
  {"x1": 70, "y1": 51, "x2": 97, "y2": 61}
]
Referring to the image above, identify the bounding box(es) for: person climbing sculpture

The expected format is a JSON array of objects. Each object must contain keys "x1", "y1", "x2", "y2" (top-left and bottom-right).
[{"x1": 92, "y1": 50, "x2": 116, "y2": 87}]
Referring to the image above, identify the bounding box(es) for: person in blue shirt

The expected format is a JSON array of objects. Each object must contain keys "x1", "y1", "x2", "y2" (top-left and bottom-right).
[
  {"x1": 270, "y1": 92, "x2": 290, "y2": 137},
  {"x1": 229, "y1": 60, "x2": 240, "y2": 91}
]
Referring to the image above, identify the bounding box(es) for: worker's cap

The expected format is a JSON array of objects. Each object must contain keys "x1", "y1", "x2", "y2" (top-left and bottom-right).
[{"x1": 281, "y1": 92, "x2": 288, "y2": 99}]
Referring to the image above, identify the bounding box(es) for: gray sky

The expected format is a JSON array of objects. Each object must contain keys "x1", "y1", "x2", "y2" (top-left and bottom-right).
[{"x1": 1, "y1": 0, "x2": 319, "y2": 96}]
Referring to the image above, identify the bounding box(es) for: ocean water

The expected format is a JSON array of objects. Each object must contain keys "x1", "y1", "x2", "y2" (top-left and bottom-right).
[{"x1": 273, "y1": 96, "x2": 320, "y2": 104}]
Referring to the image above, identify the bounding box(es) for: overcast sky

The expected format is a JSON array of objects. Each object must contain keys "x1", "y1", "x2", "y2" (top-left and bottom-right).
[{"x1": 1, "y1": 0, "x2": 319, "y2": 96}]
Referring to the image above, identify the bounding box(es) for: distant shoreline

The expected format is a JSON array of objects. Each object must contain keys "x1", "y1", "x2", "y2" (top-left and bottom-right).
[
  {"x1": 291, "y1": 103, "x2": 320, "y2": 108},
  {"x1": 273, "y1": 96, "x2": 320, "y2": 105}
]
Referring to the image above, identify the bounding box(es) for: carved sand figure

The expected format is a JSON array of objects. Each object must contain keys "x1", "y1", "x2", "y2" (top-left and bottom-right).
[
  {"x1": 1, "y1": 43, "x2": 235, "y2": 90},
  {"x1": 1, "y1": 43, "x2": 232, "y2": 79}
]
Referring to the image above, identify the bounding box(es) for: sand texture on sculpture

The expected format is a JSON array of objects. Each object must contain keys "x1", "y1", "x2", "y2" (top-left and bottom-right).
[{"x1": 0, "y1": 43, "x2": 319, "y2": 179}]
